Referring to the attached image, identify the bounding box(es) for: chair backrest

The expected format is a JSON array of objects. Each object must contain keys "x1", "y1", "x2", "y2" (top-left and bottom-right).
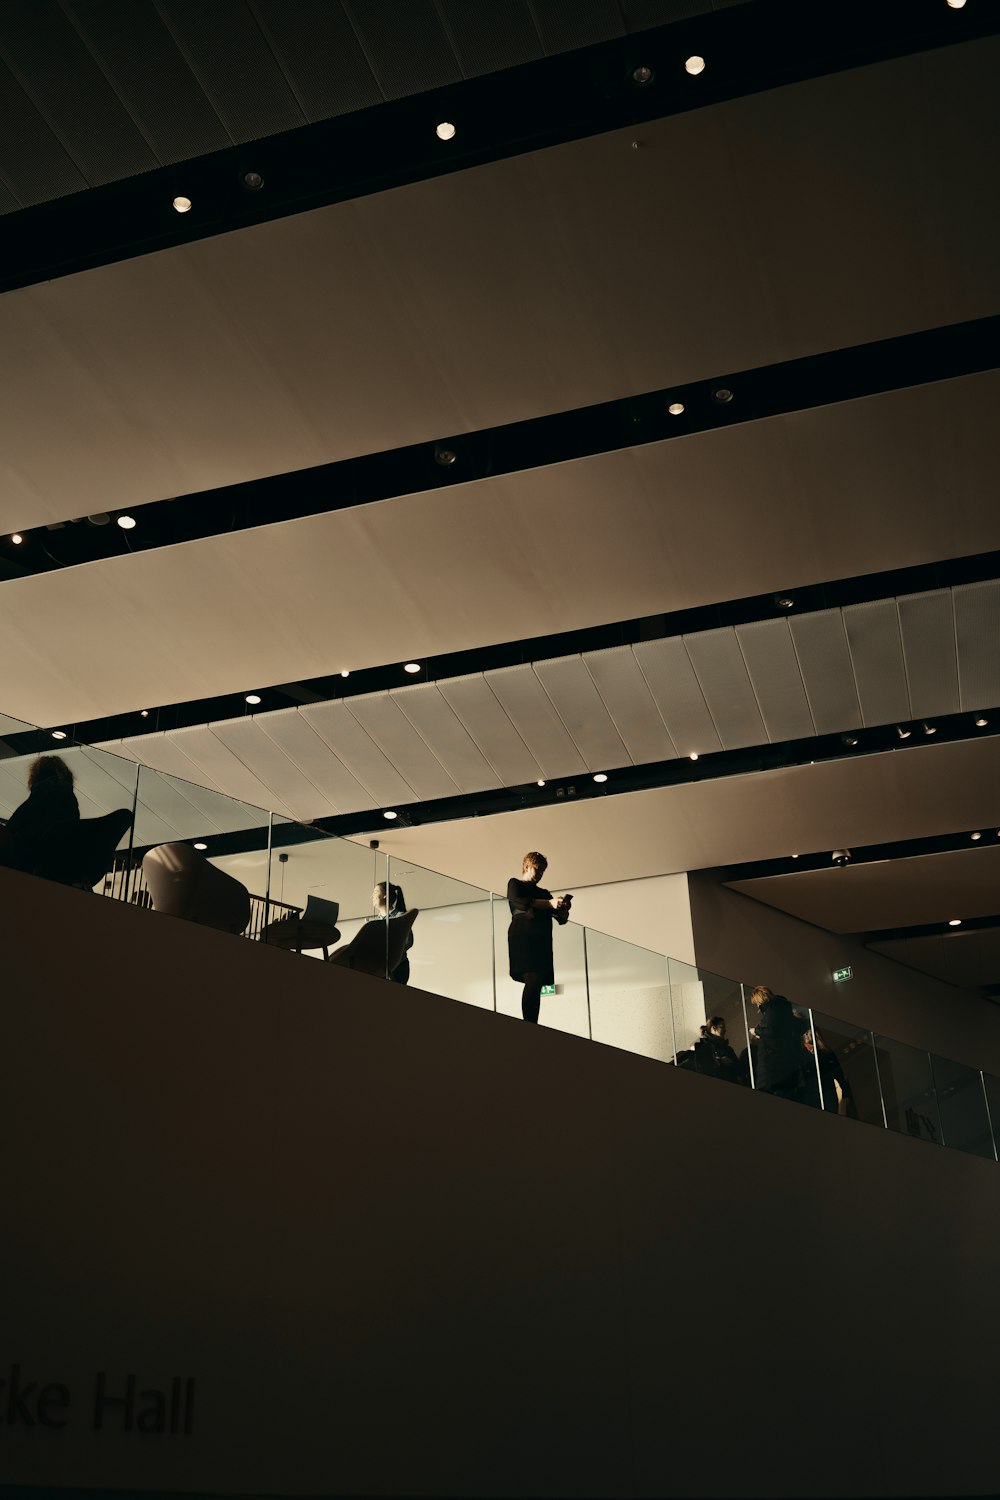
[
  {"x1": 302, "y1": 894, "x2": 340, "y2": 928},
  {"x1": 33, "y1": 808, "x2": 134, "y2": 888},
  {"x1": 330, "y1": 909, "x2": 419, "y2": 977},
  {"x1": 142, "y1": 843, "x2": 250, "y2": 935}
]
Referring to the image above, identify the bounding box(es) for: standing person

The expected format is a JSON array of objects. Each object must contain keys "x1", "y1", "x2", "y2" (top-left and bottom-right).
[
  {"x1": 507, "y1": 851, "x2": 570, "y2": 1024},
  {"x1": 367, "y1": 881, "x2": 414, "y2": 984},
  {"x1": 748, "y1": 985, "x2": 810, "y2": 1102},
  {"x1": 0, "y1": 754, "x2": 80, "y2": 875}
]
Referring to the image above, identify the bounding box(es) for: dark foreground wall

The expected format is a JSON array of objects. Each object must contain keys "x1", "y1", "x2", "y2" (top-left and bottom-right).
[{"x1": 2, "y1": 867, "x2": 999, "y2": 1500}]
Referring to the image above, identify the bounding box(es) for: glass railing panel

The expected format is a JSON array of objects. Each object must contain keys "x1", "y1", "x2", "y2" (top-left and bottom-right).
[
  {"x1": 586, "y1": 928, "x2": 672, "y2": 1063},
  {"x1": 267, "y1": 823, "x2": 387, "y2": 961},
  {"x1": 668, "y1": 958, "x2": 748, "y2": 1084},
  {"x1": 808, "y1": 1013, "x2": 884, "y2": 1126},
  {"x1": 930, "y1": 1055, "x2": 995, "y2": 1159},
  {"x1": 981, "y1": 1075, "x2": 1000, "y2": 1162},
  {"x1": 386, "y1": 853, "x2": 495, "y2": 1008},
  {"x1": 492, "y1": 899, "x2": 590, "y2": 1035},
  {"x1": 874, "y1": 1037, "x2": 942, "y2": 1145}
]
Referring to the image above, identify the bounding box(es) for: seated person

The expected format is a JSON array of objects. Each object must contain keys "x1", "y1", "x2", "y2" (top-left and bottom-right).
[
  {"x1": 366, "y1": 881, "x2": 414, "y2": 984},
  {"x1": 0, "y1": 755, "x2": 80, "y2": 874}
]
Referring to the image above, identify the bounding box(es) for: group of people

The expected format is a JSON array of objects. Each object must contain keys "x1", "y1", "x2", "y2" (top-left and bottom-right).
[{"x1": 685, "y1": 988, "x2": 853, "y2": 1114}]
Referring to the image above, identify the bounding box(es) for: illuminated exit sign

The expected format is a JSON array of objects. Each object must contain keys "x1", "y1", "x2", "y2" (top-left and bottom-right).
[
  {"x1": 833, "y1": 966, "x2": 853, "y2": 983},
  {"x1": 541, "y1": 984, "x2": 558, "y2": 995}
]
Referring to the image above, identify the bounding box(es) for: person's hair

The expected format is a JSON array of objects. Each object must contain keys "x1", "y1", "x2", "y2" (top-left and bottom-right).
[
  {"x1": 522, "y1": 851, "x2": 548, "y2": 876},
  {"x1": 28, "y1": 754, "x2": 74, "y2": 791},
  {"x1": 372, "y1": 881, "x2": 406, "y2": 913},
  {"x1": 700, "y1": 1015, "x2": 727, "y2": 1037},
  {"x1": 748, "y1": 985, "x2": 773, "y2": 1008}
]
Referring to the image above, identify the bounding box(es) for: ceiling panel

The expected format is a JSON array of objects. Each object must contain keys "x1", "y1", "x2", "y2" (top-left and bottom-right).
[
  {"x1": 261, "y1": 708, "x2": 378, "y2": 813},
  {"x1": 735, "y1": 618, "x2": 815, "y2": 742},
  {"x1": 842, "y1": 600, "x2": 910, "y2": 727},
  {"x1": 3, "y1": 40, "x2": 999, "y2": 531},
  {"x1": 789, "y1": 610, "x2": 862, "y2": 736},
  {"x1": 633, "y1": 637, "x2": 722, "y2": 758},
  {"x1": 345, "y1": 693, "x2": 462, "y2": 802},
  {"x1": 533, "y1": 655, "x2": 631, "y2": 771},
  {"x1": 683, "y1": 628, "x2": 766, "y2": 751},
  {"x1": 159, "y1": 724, "x2": 285, "y2": 815},
  {"x1": 209, "y1": 717, "x2": 331, "y2": 822},
  {"x1": 727, "y1": 847, "x2": 1000, "y2": 934},
  {"x1": 955, "y1": 581, "x2": 1000, "y2": 712},
  {"x1": 393, "y1": 682, "x2": 503, "y2": 795},
  {"x1": 484, "y1": 665, "x2": 588, "y2": 779},
  {"x1": 437, "y1": 675, "x2": 539, "y2": 787},
  {"x1": 297, "y1": 700, "x2": 417, "y2": 809},
  {"x1": 868, "y1": 930, "x2": 1000, "y2": 992},
  {"x1": 582, "y1": 647, "x2": 676, "y2": 766},
  {"x1": 898, "y1": 590, "x2": 960, "y2": 719}
]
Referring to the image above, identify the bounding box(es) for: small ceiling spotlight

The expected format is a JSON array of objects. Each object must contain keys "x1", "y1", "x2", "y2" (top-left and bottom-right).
[
  {"x1": 172, "y1": 195, "x2": 192, "y2": 213},
  {"x1": 791, "y1": 853, "x2": 799, "y2": 859},
  {"x1": 241, "y1": 170, "x2": 264, "y2": 190},
  {"x1": 922, "y1": 721, "x2": 937, "y2": 735},
  {"x1": 140, "y1": 709, "x2": 149, "y2": 718},
  {"x1": 245, "y1": 694, "x2": 261, "y2": 705},
  {"x1": 536, "y1": 779, "x2": 546, "y2": 787},
  {"x1": 383, "y1": 809, "x2": 398, "y2": 820},
  {"x1": 434, "y1": 443, "x2": 457, "y2": 466},
  {"x1": 86, "y1": 513, "x2": 110, "y2": 526},
  {"x1": 51, "y1": 730, "x2": 67, "y2": 740},
  {"x1": 667, "y1": 401, "x2": 685, "y2": 416},
  {"x1": 685, "y1": 55, "x2": 706, "y2": 75},
  {"x1": 896, "y1": 725, "x2": 911, "y2": 740},
  {"x1": 404, "y1": 662, "x2": 421, "y2": 674},
  {"x1": 976, "y1": 716, "x2": 988, "y2": 727},
  {"x1": 949, "y1": 918, "x2": 962, "y2": 926},
  {"x1": 593, "y1": 772, "x2": 608, "y2": 783},
  {"x1": 689, "y1": 751, "x2": 699, "y2": 762},
  {"x1": 117, "y1": 514, "x2": 137, "y2": 530},
  {"x1": 971, "y1": 831, "x2": 982, "y2": 841},
  {"x1": 713, "y1": 387, "x2": 733, "y2": 403},
  {"x1": 194, "y1": 842, "x2": 208, "y2": 851},
  {"x1": 435, "y1": 121, "x2": 456, "y2": 141},
  {"x1": 774, "y1": 593, "x2": 794, "y2": 610},
  {"x1": 340, "y1": 669, "x2": 350, "y2": 678},
  {"x1": 632, "y1": 65, "x2": 654, "y2": 85},
  {"x1": 10, "y1": 533, "x2": 22, "y2": 544},
  {"x1": 946, "y1": 0, "x2": 967, "y2": 8},
  {"x1": 841, "y1": 733, "x2": 859, "y2": 747}
]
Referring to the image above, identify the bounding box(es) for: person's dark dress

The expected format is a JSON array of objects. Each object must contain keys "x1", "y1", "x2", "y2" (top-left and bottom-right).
[
  {"x1": 754, "y1": 995, "x2": 809, "y2": 1099},
  {"x1": 364, "y1": 910, "x2": 414, "y2": 984},
  {"x1": 507, "y1": 877, "x2": 555, "y2": 985},
  {"x1": 0, "y1": 780, "x2": 80, "y2": 874}
]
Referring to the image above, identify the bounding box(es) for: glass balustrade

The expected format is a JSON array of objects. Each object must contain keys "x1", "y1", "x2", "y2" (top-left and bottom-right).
[{"x1": 3, "y1": 707, "x2": 1000, "y2": 1163}]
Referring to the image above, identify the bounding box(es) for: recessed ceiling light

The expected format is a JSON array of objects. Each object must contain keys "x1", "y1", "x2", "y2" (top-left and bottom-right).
[
  {"x1": 685, "y1": 55, "x2": 706, "y2": 75},
  {"x1": 140, "y1": 709, "x2": 149, "y2": 718},
  {"x1": 668, "y1": 401, "x2": 685, "y2": 416},
  {"x1": 117, "y1": 515, "x2": 137, "y2": 530},
  {"x1": 971, "y1": 831, "x2": 982, "y2": 840},
  {"x1": 241, "y1": 170, "x2": 264, "y2": 191},
  {"x1": 791, "y1": 854, "x2": 798, "y2": 859},
  {"x1": 774, "y1": 593, "x2": 794, "y2": 610},
  {"x1": 383, "y1": 810, "x2": 398, "y2": 820},
  {"x1": 245, "y1": 694, "x2": 261, "y2": 705},
  {"x1": 434, "y1": 444, "x2": 457, "y2": 466},
  {"x1": 10, "y1": 533, "x2": 23, "y2": 545},
  {"x1": 340, "y1": 669, "x2": 350, "y2": 678},
  {"x1": 946, "y1": 0, "x2": 966, "y2": 8},
  {"x1": 51, "y1": 730, "x2": 67, "y2": 740},
  {"x1": 593, "y1": 773, "x2": 608, "y2": 783},
  {"x1": 896, "y1": 725, "x2": 911, "y2": 740},
  {"x1": 842, "y1": 733, "x2": 859, "y2": 747},
  {"x1": 922, "y1": 721, "x2": 936, "y2": 735},
  {"x1": 172, "y1": 195, "x2": 192, "y2": 213},
  {"x1": 536, "y1": 780, "x2": 546, "y2": 787},
  {"x1": 689, "y1": 752, "x2": 699, "y2": 762},
  {"x1": 194, "y1": 842, "x2": 208, "y2": 851},
  {"x1": 949, "y1": 918, "x2": 962, "y2": 926},
  {"x1": 976, "y1": 716, "x2": 988, "y2": 727},
  {"x1": 713, "y1": 387, "x2": 733, "y2": 403},
  {"x1": 632, "y1": 65, "x2": 654, "y2": 85},
  {"x1": 404, "y1": 662, "x2": 421, "y2": 674},
  {"x1": 436, "y1": 121, "x2": 456, "y2": 141}
]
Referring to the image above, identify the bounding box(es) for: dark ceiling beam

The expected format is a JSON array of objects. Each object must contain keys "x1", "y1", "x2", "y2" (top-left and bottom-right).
[{"x1": 0, "y1": 0, "x2": 994, "y2": 296}]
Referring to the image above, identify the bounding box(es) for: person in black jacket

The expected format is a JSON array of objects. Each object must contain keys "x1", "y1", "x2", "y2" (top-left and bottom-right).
[
  {"x1": 507, "y1": 851, "x2": 570, "y2": 1024},
  {"x1": 693, "y1": 1016, "x2": 741, "y2": 1083},
  {"x1": 748, "y1": 985, "x2": 810, "y2": 1101},
  {"x1": 367, "y1": 881, "x2": 414, "y2": 984},
  {"x1": 0, "y1": 755, "x2": 80, "y2": 875}
]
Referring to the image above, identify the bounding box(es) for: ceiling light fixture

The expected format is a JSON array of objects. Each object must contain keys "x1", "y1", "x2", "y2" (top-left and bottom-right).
[
  {"x1": 774, "y1": 593, "x2": 794, "y2": 610},
  {"x1": 713, "y1": 387, "x2": 733, "y2": 403},
  {"x1": 593, "y1": 773, "x2": 608, "y2": 783},
  {"x1": 976, "y1": 716, "x2": 988, "y2": 727},
  {"x1": 537, "y1": 780, "x2": 546, "y2": 787},
  {"x1": 689, "y1": 752, "x2": 699, "y2": 762},
  {"x1": 51, "y1": 730, "x2": 67, "y2": 740},
  {"x1": 404, "y1": 662, "x2": 421, "y2": 674},
  {"x1": 172, "y1": 195, "x2": 192, "y2": 213},
  {"x1": 896, "y1": 725, "x2": 911, "y2": 740},
  {"x1": 842, "y1": 733, "x2": 859, "y2": 747},
  {"x1": 10, "y1": 533, "x2": 22, "y2": 544},
  {"x1": 245, "y1": 694, "x2": 261, "y2": 705},
  {"x1": 949, "y1": 918, "x2": 962, "y2": 926},
  {"x1": 971, "y1": 831, "x2": 982, "y2": 841},
  {"x1": 194, "y1": 842, "x2": 208, "y2": 851},
  {"x1": 241, "y1": 170, "x2": 264, "y2": 190},
  {"x1": 685, "y1": 55, "x2": 706, "y2": 75},
  {"x1": 117, "y1": 515, "x2": 136, "y2": 530},
  {"x1": 434, "y1": 443, "x2": 457, "y2": 466},
  {"x1": 946, "y1": 0, "x2": 967, "y2": 8},
  {"x1": 340, "y1": 670, "x2": 350, "y2": 678},
  {"x1": 632, "y1": 65, "x2": 654, "y2": 85},
  {"x1": 140, "y1": 710, "x2": 149, "y2": 718},
  {"x1": 435, "y1": 121, "x2": 456, "y2": 141},
  {"x1": 383, "y1": 810, "x2": 398, "y2": 820},
  {"x1": 667, "y1": 401, "x2": 685, "y2": 416},
  {"x1": 922, "y1": 721, "x2": 936, "y2": 735}
]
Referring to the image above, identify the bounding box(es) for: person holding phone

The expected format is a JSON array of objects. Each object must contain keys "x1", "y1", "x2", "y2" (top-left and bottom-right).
[{"x1": 507, "y1": 850, "x2": 570, "y2": 1024}]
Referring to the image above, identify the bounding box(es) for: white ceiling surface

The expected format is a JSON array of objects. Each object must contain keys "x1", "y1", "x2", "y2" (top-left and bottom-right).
[
  {"x1": 869, "y1": 930, "x2": 1000, "y2": 992},
  {"x1": 5, "y1": 371, "x2": 1000, "y2": 729},
  {"x1": 342, "y1": 736, "x2": 1000, "y2": 895},
  {"x1": 1, "y1": 39, "x2": 997, "y2": 532},
  {"x1": 83, "y1": 577, "x2": 1000, "y2": 824},
  {"x1": 728, "y1": 847, "x2": 1000, "y2": 935}
]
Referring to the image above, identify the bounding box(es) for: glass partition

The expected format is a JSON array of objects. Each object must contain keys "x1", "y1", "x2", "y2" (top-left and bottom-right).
[
  {"x1": 586, "y1": 928, "x2": 672, "y2": 1063},
  {"x1": 387, "y1": 853, "x2": 495, "y2": 1009},
  {"x1": 268, "y1": 822, "x2": 387, "y2": 963},
  {"x1": 492, "y1": 901, "x2": 590, "y2": 1036},
  {"x1": 875, "y1": 1037, "x2": 942, "y2": 1145},
  {"x1": 930, "y1": 1055, "x2": 995, "y2": 1159},
  {"x1": 809, "y1": 1013, "x2": 884, "y2": 1126}
]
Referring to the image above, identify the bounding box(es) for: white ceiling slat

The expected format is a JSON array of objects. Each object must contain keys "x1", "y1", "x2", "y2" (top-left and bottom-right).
[
  {"x1": 897, "y1": 589, "x2": 960, "y2": 719},
  {"x1": 583, "y1": 647, "x2": 676, "y2": 766},
  {"x1": 160, "y1": 725, "x2": 281, "y2": 819},
  {"x1": 210, "y1": 717, "x2": 327, "y2": 823},
  {"x1": 259, "y1": 709, "x2": 377, "y2": 815},
  {"x1": 112, "y1": 734, "x2": 267, "y2": 836},
  {"x1": 438, "y1": 675, "x2": 540, "y2": 787},
  {"x1": 735, "y1": 618, "x2": 815, "y2": 743},
  {"x1": 632, "y1": 637, "x2": 722, "y2": 758},
  {"x1": 954, "y1": 581, "x2": 1000, "y2": 713},
  {"x1": 683, "y1": 628, "x2": 767, "y2": 750},
  {"x1": 789, "y1": 610, "x2": 862, "y2": 735},
  {"x1": 483, "y1": 665, "x2": 588, "y2": 780},
  {"x1": 299, "y1": 701, "x2": 418, "y2": 809},
  {"x1": 842, "y1": 600, "x2": 911, "y2": 727},
  {"x1": 112, "y1": 731, "x2": 225, "y2": 789},
  {"x1": 346, "y1": 693, "x2": 461, "y2": 803},
  {"x1": 532, "y1": 656, "x2": 631, "y2": 772},
  {"x1": 393, "y1": 683, "x2": 503, "y2": 794}
]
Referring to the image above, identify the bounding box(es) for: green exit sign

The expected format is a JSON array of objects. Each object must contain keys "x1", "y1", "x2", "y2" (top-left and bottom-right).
[
  {"x1": 833, "y1": 966, "x2": 853, "y2": 983},
  {"x1": 541, "y1": 984, "x2": 557, "y2": 995}
]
